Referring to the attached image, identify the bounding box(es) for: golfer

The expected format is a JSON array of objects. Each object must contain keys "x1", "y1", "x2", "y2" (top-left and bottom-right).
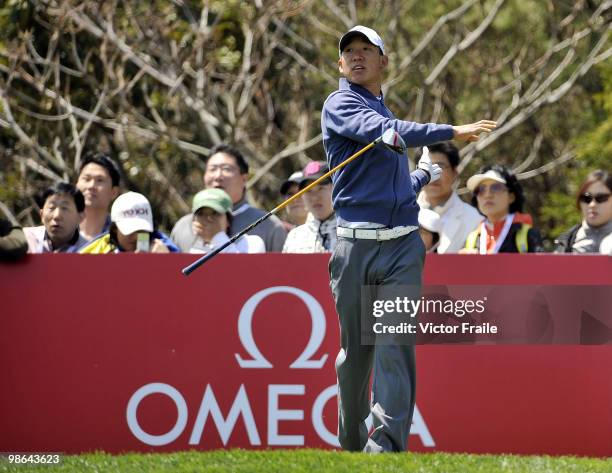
[{"x1": 323, "y1": 25, "x2": 496, "y2": 453}]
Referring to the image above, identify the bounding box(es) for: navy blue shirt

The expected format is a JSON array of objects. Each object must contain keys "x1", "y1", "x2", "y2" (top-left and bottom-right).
[{"x1": 321, "y1": 79, "x2": 454, "y2": 228}]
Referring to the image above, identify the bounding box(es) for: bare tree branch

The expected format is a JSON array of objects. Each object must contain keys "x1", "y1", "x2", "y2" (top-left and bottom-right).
[
  {"x1": 323, "y1": 0, "x2": 352, "y2": 29},
  {"x1": 512, "y1": 133, "x2": 543, "y2": 174},
  {"x1": 425, "y1": 0, "x2": 505, "y2": 85},
  {"x1": 23, "y1": 156, "x2": 64, "y2": 181},
  {"x1": 458, "y1": 22, "x2": 610, "y2": 174},
  {"x1": 0, "y1": 201, "x2": 19, "y2": 225},
  {"x1": 515, "y1": 150, "x2": 576, "y2": 180},
  {"x1": 0, "y1": 87, "x2": 62, "y2": 170},
  {"x1": 385, "y1": 0, "x2": 478, "y2": 89},
  {"x1": 248, "y1": 133, "x2": 323, "y2": 187}
]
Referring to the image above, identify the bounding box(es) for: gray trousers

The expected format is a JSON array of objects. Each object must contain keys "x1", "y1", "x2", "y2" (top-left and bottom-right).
[{"x1": 329, "y1": 230, "x2": 425, "y2": 452}]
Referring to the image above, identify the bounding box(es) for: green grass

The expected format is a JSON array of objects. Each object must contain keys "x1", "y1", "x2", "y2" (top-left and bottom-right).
[{"x1": 2, "y1": 449, "x2": 611, "y2": 473}]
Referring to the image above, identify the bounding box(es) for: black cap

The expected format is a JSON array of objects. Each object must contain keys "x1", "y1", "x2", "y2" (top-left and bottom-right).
[{"x1": 280, "y1": 171, "x2": 303, "y2": 195}]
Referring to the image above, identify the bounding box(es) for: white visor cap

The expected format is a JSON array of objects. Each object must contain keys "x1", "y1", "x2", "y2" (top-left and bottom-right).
[{"x1": 466, "y1": 170, "x2": 507, "y2": 193}]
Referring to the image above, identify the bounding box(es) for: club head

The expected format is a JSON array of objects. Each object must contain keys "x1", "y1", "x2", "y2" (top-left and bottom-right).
[{"x1": 380, "y1": 128, "x2": 406, "y2": 154}]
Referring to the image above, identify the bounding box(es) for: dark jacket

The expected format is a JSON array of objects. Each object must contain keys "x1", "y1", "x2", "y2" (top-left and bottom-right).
[
  {"x1": 321, "y1": 78, "x2": 454, "y2": 227},
  {"x1": 466, "y1": 222, "x2": 544, "y2": 253},
  {"x1": 553, "y1": 224, "x2": 580, "y2": 253}
]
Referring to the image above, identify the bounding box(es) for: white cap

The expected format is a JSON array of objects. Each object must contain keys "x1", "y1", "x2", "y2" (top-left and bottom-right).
[
  {"x1": 466, "y1": 169, "x2": 507, "y2": 192},
  {"x1": 111, "y1": 192, "x2": 154, "y2": 235},
  {"x1": 418, "y1": 209, "x2": 442, "y2": 234},
  {"x1": 339, "y1": 25, "x2": 385, "y2": 56}
]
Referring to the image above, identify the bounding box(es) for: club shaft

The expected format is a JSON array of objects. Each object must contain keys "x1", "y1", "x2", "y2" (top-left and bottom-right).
[
  {"x1": 269, "y1": 139, "x2": 379, "y2": 215},
  {"x1": 181, "y1": 137, "x2": 380, "y2": 276},
  {"x1": 182, "y1": 211, "x2": 275, "y2": 275}
]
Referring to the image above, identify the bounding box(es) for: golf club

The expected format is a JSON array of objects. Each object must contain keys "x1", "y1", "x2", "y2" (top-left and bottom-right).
[{"x1": 181, "y1": 128, "x2": 406, "y2": 276}]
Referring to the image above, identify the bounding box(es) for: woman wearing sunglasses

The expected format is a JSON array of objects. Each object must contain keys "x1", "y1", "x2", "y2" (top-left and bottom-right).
[
  {"x1": 462, "y1": 165, "x2": 543, "y2": 253},
  {"x1": 555, "y1": 170, "x2": 612, "y2": 253}
]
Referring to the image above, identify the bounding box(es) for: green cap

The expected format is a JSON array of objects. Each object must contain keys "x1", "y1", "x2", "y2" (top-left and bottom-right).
[{"x1": 192, "y1": 188, "x2": 233, "y2": 214}]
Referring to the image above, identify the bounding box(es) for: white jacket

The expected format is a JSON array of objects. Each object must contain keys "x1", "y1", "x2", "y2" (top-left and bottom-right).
[
  {"x1": 418, "y1": 192, "x2": 483, "y2": 253},
  {"x1": 282, "y1": 213, "x2": 337, "y2": 253}
]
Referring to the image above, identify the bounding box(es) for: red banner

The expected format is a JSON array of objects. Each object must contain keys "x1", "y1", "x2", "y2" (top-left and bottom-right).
[{"x1": 1, "y1": 254, "x2": 611, "y2": 456}]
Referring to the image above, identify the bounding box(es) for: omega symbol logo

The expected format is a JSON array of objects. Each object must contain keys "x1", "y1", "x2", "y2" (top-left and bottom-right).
[{"x1": 235, "y1": 286, "x2": 329, "y2": 369}]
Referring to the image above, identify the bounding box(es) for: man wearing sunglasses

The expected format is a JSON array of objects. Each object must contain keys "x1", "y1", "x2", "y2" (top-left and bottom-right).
[{"x1": 555, "y1": 169, "x2": 612, "y2": 253}]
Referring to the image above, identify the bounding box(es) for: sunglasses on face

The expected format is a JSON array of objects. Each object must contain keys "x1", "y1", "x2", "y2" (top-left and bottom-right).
[
  {"x1": 579, "y1": 193, "x2": 611, "y2": 204},
  {"x1": 474, "y1": 182, "x2": 507, "y2": 196}
]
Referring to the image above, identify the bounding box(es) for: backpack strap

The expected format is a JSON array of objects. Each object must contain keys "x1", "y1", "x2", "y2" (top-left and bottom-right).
[
  {"x1": 515, "y1": 224, "x2": 531, "y2": 253},
  {"x1": 465, "y1": 227, "x2": 480, "y2": 250}
]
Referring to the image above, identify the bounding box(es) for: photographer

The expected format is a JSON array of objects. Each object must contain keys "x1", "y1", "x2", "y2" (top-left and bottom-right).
[{"x1": 80, "y1": 192, "x2": 178, "y2": 253}]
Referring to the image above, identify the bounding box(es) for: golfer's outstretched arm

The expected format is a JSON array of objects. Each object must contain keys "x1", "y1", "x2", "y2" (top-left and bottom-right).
[
  {"x1": 452, "y1": 120, "x2": 497, "y2": 142},
  {"x1": 323, "y1": 93, "x2": 453, "y2": 147}
]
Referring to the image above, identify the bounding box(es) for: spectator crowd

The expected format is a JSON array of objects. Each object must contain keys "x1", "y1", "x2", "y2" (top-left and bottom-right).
[{"x1": 1, "y1": 142, "x2": 610, "y2": 260}]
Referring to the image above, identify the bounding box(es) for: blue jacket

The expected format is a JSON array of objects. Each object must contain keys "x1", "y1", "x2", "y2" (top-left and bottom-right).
[{"x1": 321, "y1": 78, "x2": 454, "y2": 227}]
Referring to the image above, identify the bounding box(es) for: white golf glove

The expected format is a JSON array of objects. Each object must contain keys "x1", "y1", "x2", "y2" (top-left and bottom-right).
[{"x1": 417, "y1": 146, "x2": 442, "y2": 183}]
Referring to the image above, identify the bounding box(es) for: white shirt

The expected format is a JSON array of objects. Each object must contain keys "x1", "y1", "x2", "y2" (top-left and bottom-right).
[
  {"x1": 24, "y1": 225, "x2": 88, "y2": 253},
  {"x1": 417, "y1": 192, "x2": 483, "y2": 253},
  {"x1": 336, "y1": 216, "x2": 385, "y2": 229},
  {"x1": 283, "y1": 214, "x2": 337, "y2": 253},
  {"x1": 188, "y1": 232, "x2": 265, "y2": 254},
  {"x1": 600, "y1": 233, "x2": 612, "y2": 255}
]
